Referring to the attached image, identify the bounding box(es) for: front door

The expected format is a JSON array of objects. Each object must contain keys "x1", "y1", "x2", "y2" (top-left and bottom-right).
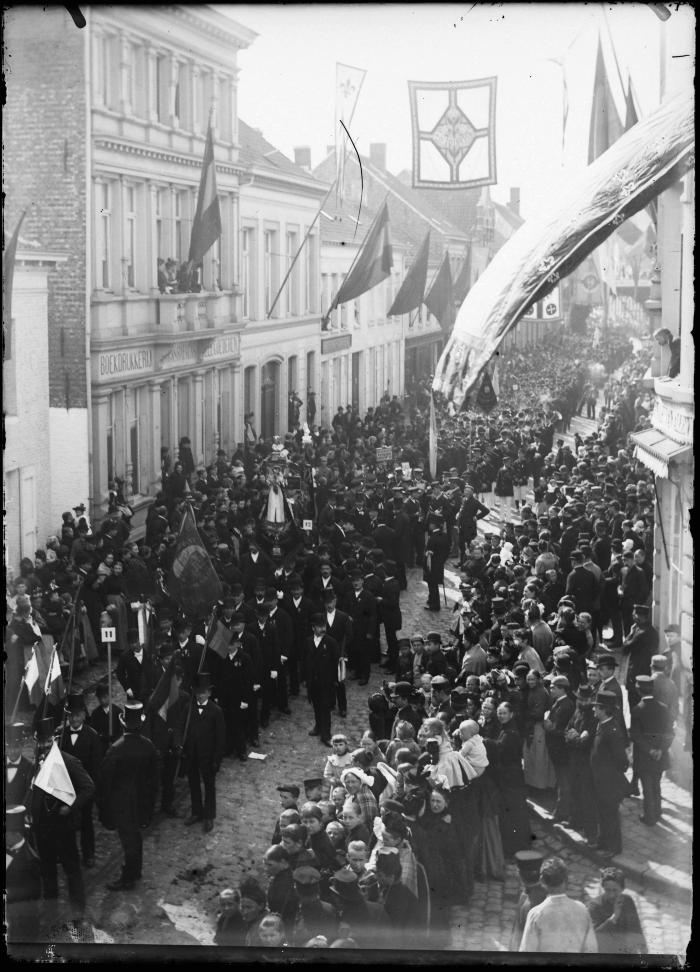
[{"x1": 260, "y1": 361, "x2": 279, "y2": 440}]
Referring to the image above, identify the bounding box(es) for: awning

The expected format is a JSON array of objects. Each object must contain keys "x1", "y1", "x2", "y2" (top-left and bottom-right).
[{"x1": 630, "y1": 427, "x2": 693, "y2": 480}]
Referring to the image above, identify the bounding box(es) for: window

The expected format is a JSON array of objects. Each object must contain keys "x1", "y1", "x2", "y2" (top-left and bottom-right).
[
  {"x1": 286, "y1": 230, "x2": 298, "y2": 316},
  {"x1": 241, "y1": 227, "x2": 252, "y2": 318},
  {"x1": 174, "y1": 190, "x2": 190, "y2": 264},
  {"x1": 217, "y1": 76, "x2": 230, "y2": 141},
  {"x1": 124, "y1": 186, "x2": 136, "y2": 289},
  {"x1": 96, "y1": 33, "x2": 114, "y2": 109},
  {"x1": 306, "y1": 351, "x2": 315, "y2": 394},
  {"x1": 264, "y1": 230, "x2": 278, "y2": 316},
  {"x1": 130, "y1": 418, "x2": 140, "y2": 494},
  {"x1": 97, "y1": 182, "x2": 112, "y2": 289},
  {"x1": 304, "y1": 233, "x2": 315, "y2": 314},
  {"x1": 124, "y1": 41, "x2": 135, "y2": 114},
  {"x1": 156, "y1": 54, "x2": 168, "y2": 122},
  {"x1": 155, "y1": 188, "x2": 165, "y2": 264}
]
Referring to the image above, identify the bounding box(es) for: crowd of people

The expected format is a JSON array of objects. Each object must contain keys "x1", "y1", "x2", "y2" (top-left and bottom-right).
[{"x1": 5, "y1": 326, "x2": 684, "y2": 951}]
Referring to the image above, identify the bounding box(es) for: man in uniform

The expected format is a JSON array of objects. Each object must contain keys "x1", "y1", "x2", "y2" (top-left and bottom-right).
[
  {"x1": 630, "y1": 674, "x2": 674, "y2": 827},
  {"x1": 622, "y1": 604, "x2": 658, "y2": 709},
  {"x1": 590, "y1": 690, "x2": 629, "y2": 857},
  {"x1": 99, "y1": 702, "x2": 158, "y2": 891}
]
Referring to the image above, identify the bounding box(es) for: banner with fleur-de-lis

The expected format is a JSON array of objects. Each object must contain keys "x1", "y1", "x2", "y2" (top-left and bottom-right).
[
  {"x1": 408, "y1": 77, "x2": 497, "y2": 189},
  {"x1": 432, "y1": 86, "x2": 693, "y2": 411}
]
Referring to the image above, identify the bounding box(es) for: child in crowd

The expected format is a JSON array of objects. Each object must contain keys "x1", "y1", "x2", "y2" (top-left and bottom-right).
[{"x1": 323, "y1": 734, "x2": 354, "y2": 788}]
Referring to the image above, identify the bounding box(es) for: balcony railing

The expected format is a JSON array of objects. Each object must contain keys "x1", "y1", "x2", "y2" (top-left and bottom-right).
[{"x1": 91, "y1": 290, "x2": 241, "y2": 341}]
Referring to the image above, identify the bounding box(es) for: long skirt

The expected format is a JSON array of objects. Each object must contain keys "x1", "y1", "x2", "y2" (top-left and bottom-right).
[{"x1": 523, "y1": 722, "x2": 557, "y2": 789}]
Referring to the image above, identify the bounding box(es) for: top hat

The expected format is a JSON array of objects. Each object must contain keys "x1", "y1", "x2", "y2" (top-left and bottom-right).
[
  {"x1": 64, "y1": 691, "x2": 87, "y2": 713},
  {"x1": 514, "y1": 850, "x2": 544, "y2": 884},
  {"x1": 121, "y1": 702, "x2": 145, "y2": 730},
  {"x1": 6, "y1": 804, "x2": 27, "y2": 835},
  {"x1": 635, "y1": 675, "x2": 653, "y2": 690},
  {"x1": 6, "y1": 722, "x2": 25, "y2": 746},
  {"x1": 193, "y1": 672, "x2": 213, "y2": 691},
  {"x1": 35, "y1": 717, "x2": 56, "y2": 744}
]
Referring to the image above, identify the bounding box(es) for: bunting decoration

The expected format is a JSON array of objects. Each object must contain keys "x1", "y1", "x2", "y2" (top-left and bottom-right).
[
  {"x1": 324, "y1": 201, "x2": 392, "y2": 321},
  {"x1": 387, "y1": 230, "x2": 430, "y2": 317},
  {"x1": 432, "y1": 87, "x2": 693, "y2": 410},
  {"x1": 188, "y1": 118, "x2": 222, "y2": 269},
  {"x1": 167, "y1": 505, "x2": 223, "y2": 620},
  {"x1": 408, "y1": 77, "x2": 497, "y2": 189},
  {"x1": 335, "y1": 63, "x2": 367, "y2": 205},
  {"x1": 424, "y1": 252, "x2": 454, "y2": 334}
]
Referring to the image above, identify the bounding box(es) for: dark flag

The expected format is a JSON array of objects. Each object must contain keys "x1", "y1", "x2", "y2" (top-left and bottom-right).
[
  {"x1": 453, "y1": 244, "x2": 472, "y2": 304},
  {"x1": 325, "y1": 200, "x2": 392, "y2": 321},
  {"x1": 3, "y1": 208, "x2": 27, "y2": 358},
  {"x1": 188, "y1": 118, "x2": 222, "y2": 269},
  {"x1": 387, "y1": 230, "x2": 430, "y2": 316},
  {"x1": 148, "y1": 657, "x2": 181, "y2": 722},
  {"x1": 424, "y1": 251, "x2": 454, "y2": 332},
  {"x1": 168, "y1": 505, "x2": 223, "y2": 620},
  {"x1": 588, "y1": 36, "x2": 623, "y2": 164},
  {"x1": 475, "y1": 368, "x2": 498, "y2": 413},
  {"x1": 624, "y1": 77, "x2": 657, "y2": 228}
]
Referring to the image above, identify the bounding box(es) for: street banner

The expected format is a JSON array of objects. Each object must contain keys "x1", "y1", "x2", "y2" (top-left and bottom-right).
[
  {"x1": 325, "y1": 201, "x2": 392, "y2": 320},
  {"x1": 335, "y1": 62, "x2": 367, "y2": 205},
  {"x1": 408, "y1": 77, "x2": 497, "y2": 189},
  {"x1": 424, "y1": 251, "x2": 454, "y2": 333},
  {"x1": 432, "y1": 87, "x2": 693, "y2": 409}
]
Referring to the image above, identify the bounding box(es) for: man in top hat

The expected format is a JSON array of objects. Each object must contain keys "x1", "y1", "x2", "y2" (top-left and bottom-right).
[
  {"x1": 89, "y1": 682, "x2": 124, "y2": 756},
  {"x1": 622, "y1": 604, "x2": 659, "y2": 709},
  {"x1": 6, "y1": 803, "x2": 42, "y2": 943},
  {"x1": 98, "y1": 702, "x2": 157, "y2": 891},
  {"x1": 6, "y1": 722, "x2": 34, "y2": 807},
  {"x1": 59, "y1": 691, "x2": 103, "y2": 867},
  {"x1": 322, "y1": 588, "x2": 353, "y2": 719},
  {"x1": 30, "y1": 716, "x2": 95, "y2": 916},
  {"x1": 178, "y1": 672, "x2": 225, "y2": 833},
  {"x1": 341, "y1": 568, "x2": 378, "y2": 687},
  {"x1": 377, "y1": 560, "x2": 402, "y2": 674},
  {"x1": 630, "y1": 675, "x2": 674, "y2": 827},
  {"x1": 590, "y1": 690, "x2": 629, "y2": 857},
  {"x1": 116, "y1": 630, "x2": 158, "y2": 703},
  {"x1": 424, "y1": 512, "x2": 450, "y2": 612},
  {"x1": 509, "y1": 850, "x2": 546, "y2": 950},
  {"x1": 456, "y1": 484, "x2": 490, "y2": 568},
  {"x1": 282, "y1": 575, "x2": 316, "y2": 696},
  {"x1": 246, "y1": 601, "x2": 282, "y2": 730},
  {"x1": 305, "y1": 614, "x2": 340, "y2": 747}
]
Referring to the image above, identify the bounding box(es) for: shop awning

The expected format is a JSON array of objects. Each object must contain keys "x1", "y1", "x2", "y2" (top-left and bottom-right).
[{"x1": 630, "y1": 427, "x2": 693, "y2": 480}]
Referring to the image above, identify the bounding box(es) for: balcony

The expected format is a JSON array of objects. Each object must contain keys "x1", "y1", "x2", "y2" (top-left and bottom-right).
[{"x1": 90, "y1": 290, "x2": 242, "y2": 342}]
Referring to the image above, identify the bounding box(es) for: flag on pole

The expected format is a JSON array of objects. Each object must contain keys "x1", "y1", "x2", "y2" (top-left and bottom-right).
[
  {"x1": 326, "y1": 201, "x2": 392, "y2": 317},
  {"x1": 208, "y1": 620, "x2": 233, "y2": 660},
  {"x1": 24, "y1": 639, "x2": 65, "y2": 707},
  {"x1": 408, "y1": 78, "x2": 497, "y2": 189},
  {"x1": 624, "y1": 76, "x2": 657, "y2": 229},
  {"x1": 167, "y1": 505, "x2": 223, "y2": 620},
  {"x1": 148, "y1": 658, "x2": 181, "y2": 722},
  {"x1": 588, "y1": 35, "x2": 623, "y2": 164},
  {"x1": 453, "y1": 245, "x2": 472, "y2": 304},
  {"x1": 428, "y1": 392, "x2": 438, "y2": 481},
  {"x1": 431, "y1": 87, "x2": 693, "y2": 410},
  {"x1": 3, "y1": 208, "x2": 27, "y2": 358},
  {"x1": 387, "y1": 230, "x2": 430, "y2": 316},
  {"x1": 424, "y1": 252, "x2": 454, "y2": 333},
  {"x1": 188, "y1": 118, "x2": 221, "y2": 268},
  {"x1": 33, "y1": 741, "x2": 76, "y2": 806},
  {"x1": 335, "y1": 63, "x2": 367, "y2": 205}
]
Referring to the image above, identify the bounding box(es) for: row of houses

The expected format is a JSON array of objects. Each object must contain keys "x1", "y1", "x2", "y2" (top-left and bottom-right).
[{"x1": 4, "y1": 4, "x2": 523, "y2": 562}]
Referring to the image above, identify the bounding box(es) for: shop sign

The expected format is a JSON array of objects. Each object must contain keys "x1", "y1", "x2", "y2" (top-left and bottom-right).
[
  {"x1": 202, "y1": 332, "x2": 240, "y2": 361},
  {"x1": 96, "y1": 347, "x2": 153, "y2": 381},
  {"x1": 321, "y1": 334, "x2": 352, "y2": 354}
]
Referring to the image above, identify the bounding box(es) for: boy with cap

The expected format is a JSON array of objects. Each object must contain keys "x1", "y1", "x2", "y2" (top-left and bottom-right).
[
  {"x1": 99, "y1": 702, "x2": 158, "y2": 890},
  {"x1": 509, "y1": 850, "x2": 546, "y2": 950},
  {"x1": 292, "y1": 866, "x2": 339, "y2": 946},
  {"x1": 59, "y1": 691, "x2": 102, "y2": 867},
  {"x1": 178, "y1": 672, "x2": 226, "y2": 833},
  {"x1": 630, "y1": 675, "x2": 674, "y2": 827}
]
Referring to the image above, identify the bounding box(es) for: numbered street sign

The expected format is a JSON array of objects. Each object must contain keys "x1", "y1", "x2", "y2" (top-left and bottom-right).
[
  {"x1": 101, "y1": 627, "x2": 117, "y2": 643},
  {"x1": 303, "y1": 519, "x2": 313, "y2": 531}
]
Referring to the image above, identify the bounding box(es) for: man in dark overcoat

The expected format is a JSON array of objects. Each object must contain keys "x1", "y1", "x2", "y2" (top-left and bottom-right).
[
  {"x1": 282, "y1": 574, "x2": 315, "y2": 695},
  {"x1": 58, "y1": 691, "x2": 103, "y2": 867},
  {"x1": 543, "y1": 675, "x2": 576, "y2": 822},
  {"x1": 423, "y1": 513, "x2": 449, "y2": 612},
  {"x1": 247, "y1": 603, "x2": 282, "y2": 729},
  {"x1": 211, "y1": 629, "x2": 254, "y2": 761},
  {"x1": 178, "y1": 672, "x2": 225, "y2": 833},
  {"x1": 590, "y1": 690, "x2": 629, "y2": 856},
  {"x1": 341, "y1": 569, "x2": 378, "y2": 686},
  {"x1": 305, "y1": 614, "x2": 340, "y2": 746},
  {"x1": 98, "y1": 702, "x2": 158, "y2": 890},
  {"x1": 456, "y1": 485, "x2": 490, "y2": 568},
  {"x1": 378, "y1": 560, "x2": 402, "y2": 673},
  {"x1": 630, "y1": 675, "x2": 674, "y2": 827},
  {"x1": 622, "y1": 604, "x2": 658, "y2": 708},
  {"x1": 6, "y1": 722, "x2": 34, "y2": 807},
  {"x1": 323, "y1": 589, "x2": 353, "y2": 718}
]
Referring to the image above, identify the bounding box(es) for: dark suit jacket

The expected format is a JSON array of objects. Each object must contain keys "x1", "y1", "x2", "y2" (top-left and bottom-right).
[
  {"x1": 89, "y1": 703, "x2": 124, "y2": 755},
  {"x1": 212, "y1": 649, "x2": 254, "y2": 708},
  {"x1": 268, "y1": 606, "x2": 294, "y2": 660},
  {"x1": 325, "y1": 608, "x2": 353, "y2": 657},
  {"x1": 590, "y1": 718, "x2": 629, "y2": 802},
  {"x1": 98, "y1": 731, "x2": 158, "y2": 830},
  {"x1": 305, "y1": 634, "x2": 340, "y2": 706},
  {"x1": 424, "y1": 529, "x2": 450, "y2": 584},
  {"x1": 240, "y1": 550, "x2": 275, "y2": 597},
  {"x1": 282, "y1": 593, "x2": 315, "y2": 658},
  {"x1": 343, "y1": 588, "x2": 378, "y2": 645},
  {"x1": 115, "y1": 647, "x2": 158, "y2": 702},
  {"x1": 565, "y1": 565, "x2": 599, "y2": 615},
  {"x1": 630, "y1": 696, "x2": 673, "y2": 773},
  {"x1": 622, "y1": 624, "x2": 659, "y2": 688},
  {"x1": 246, "y1": 620, "x2": 281, "y2": 676},
  {"x1": 59, "y1": 723, "x2": 103, "y2": 782},
  {"x1": 179, "y1": 699, "x2": 226, "y2": 769},
  {"x1": 378, "y1": 577, "x2": 402, "y2": 630},
  {"x1": 6, "y1": 755, "x2": 35, "y2": 807},
  {"x1": 545, "y1": 694, "x2": 576, "y2": 765}
]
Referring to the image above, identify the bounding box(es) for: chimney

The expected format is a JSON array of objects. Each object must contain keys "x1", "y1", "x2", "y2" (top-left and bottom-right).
[
  {"x1": 369, "y1": 143, "x2": 387, "y2": 171},
  {"x1": 294, "y1": 146, "x2": 311, "y2": 170},
  {"x1": 509, "y1": 187, "x2": 520, "y2": 216}
]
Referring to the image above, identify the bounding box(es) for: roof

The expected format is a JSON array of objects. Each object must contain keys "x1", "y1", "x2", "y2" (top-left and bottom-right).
[
  {"x1": 237, "y1": 120, "x2": 326, "y2": 186},
  {"x1": 410, "y1": 184, "x2": 483, "y2": 237},
  {"x1": 493, "y1": 200, "x2": 524, "y2": 232},
  {"x1": 319, "y1": 197, "x2": 416, "y2": 251}
]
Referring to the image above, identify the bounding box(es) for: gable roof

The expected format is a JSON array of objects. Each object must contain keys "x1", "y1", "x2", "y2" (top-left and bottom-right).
[{"x1": 237, "y1": 119, "x2": 326, "y2": 187}]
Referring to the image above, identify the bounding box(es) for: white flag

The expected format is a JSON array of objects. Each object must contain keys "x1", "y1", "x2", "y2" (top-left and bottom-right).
[
  {"x1": 335, "y1": 62, "x2": 366, "y2": 204},
  {"x1": 45, "y1": 647, "x2": 62, "y2": 694},
  {"x1": 24, "y1": 648, "x2": 40, "y2": 692},
  {"x1": 32, "y1": 741, "x2": 76, "y2": 807}
]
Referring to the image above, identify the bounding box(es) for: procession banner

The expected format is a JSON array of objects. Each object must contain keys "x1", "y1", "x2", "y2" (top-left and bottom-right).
[
  {"x1": 167, "y1": 505, "x2": 223, "y2": 620},
  {"x1": 432, "y1": 87, "x2": 693, "y2": 409},
  {"x1": 408, "y1": 77, "x2": 497, "y2": 189}
]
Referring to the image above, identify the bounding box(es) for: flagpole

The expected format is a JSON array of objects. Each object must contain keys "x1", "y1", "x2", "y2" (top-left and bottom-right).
[
  {"x1": 267, "y1": 178, "x2": 338, "y2": 319},
  {"x1": 321, "y1": 192, "x2": 390, "y2": 324}
]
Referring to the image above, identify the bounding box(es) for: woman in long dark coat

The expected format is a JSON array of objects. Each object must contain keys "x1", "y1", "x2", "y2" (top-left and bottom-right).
[{"x1": 486, "y1": 700, "x2": 532, "y2": 857}]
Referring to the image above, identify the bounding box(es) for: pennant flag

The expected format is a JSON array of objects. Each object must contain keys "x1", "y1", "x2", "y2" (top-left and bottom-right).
[
  {"x1": 335, "y1": 63, "x2": 366, "y2": 205},
  {"x1": 408, "y1": 77, "x2": 497, "y2": 189},
  {"x1": 33, "y1": 741, "x2": 76, "y2": 807},
  {"x1": 148, "y1": 657, "x2": 181, "y2": 722},
  {"x1": 428, "y1": 393, "x2": 438, "y2": 481},
  {"x1": 3, "y1": 208, "x2": 27, "y2": 359},
  {"x1": 453, "y1": 245, "x2": 472, "y2": 304},
  {"x1": 475, "y1": 368, "x2": 498, "y2": 413},
  {"x1": 167, "y1": 505, "x2": 223, "y2": 620},
  {"x1": 24, "y1": 639, "x2": 65, "y2": 707},
  {"x1": 188, "y1": 119, "x2": 221, "y2": 268},
  {"x1": 432, "y1": 87, "x2": 693, "y2": 410},
  {"x1": 588, "y1": 35, "x2": 623, "y2": 164},
  {"x1": 208, "y1": 620, "x2": 233, "y2": 660},
  {"x1": 624, "y1": 76, "x2": 657, "y2": 229},
  {"x1": 325, "y1": 201, "x2": 392, "y2": 318},
  {"x1": 424, "y1": 252, "x2": 454, "y2": 333},
  {"x1": 387, "y1": 230, "x2": 430, "y2": 317}
]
